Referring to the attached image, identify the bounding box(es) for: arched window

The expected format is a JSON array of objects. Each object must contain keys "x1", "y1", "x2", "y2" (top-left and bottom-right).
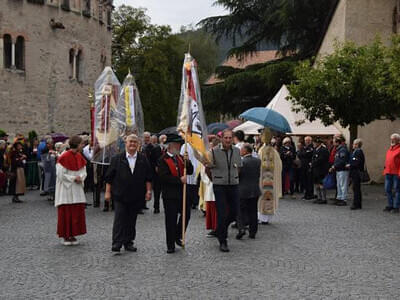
[
  {"x1": 69, "y1": 48, "x2": 75, "y2": 79},
  {"x1": 76, "y1": 49, "x2": 82, "y2": 81},
  {"x1": 3, "y1": 34, "x2": 12, "y2": 69},
  {"x1": 15, "y1": 36, "x2": 25, "y2": 70}
]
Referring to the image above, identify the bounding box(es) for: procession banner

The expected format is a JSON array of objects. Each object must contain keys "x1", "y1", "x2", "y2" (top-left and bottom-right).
[
  {"x1": 92, "y1": 67, "x2": 122, "y2": 165},
  {"x1": 177, "y1": 53, "x2": 210, "y2": 165},
  {"x1": 117, "y1": 72, "x2": 145, "y2": 146}
]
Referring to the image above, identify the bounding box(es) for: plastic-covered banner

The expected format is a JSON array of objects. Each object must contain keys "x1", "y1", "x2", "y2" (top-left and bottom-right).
[
  {"x1": 117, "y1": 72, "x2": 145, "y2": 141},
  {"x1": 92, "y1": 67, "x2": 123, "y2": 165},
  {"x1": 177, "y1": 53, "x2": 210, "y2": 165}
]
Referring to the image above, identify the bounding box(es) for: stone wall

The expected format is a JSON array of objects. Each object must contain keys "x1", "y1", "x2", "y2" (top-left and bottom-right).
[
  {"x1": 317, "y1": 0, "x2": 400, "y2": 183},
  {"x1": 0, "y1": 0, "x2": 112, "y2": 136}
]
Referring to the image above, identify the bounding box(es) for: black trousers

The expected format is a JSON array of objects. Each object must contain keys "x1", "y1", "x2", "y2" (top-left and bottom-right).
[
  {"x1": 187, "y1": 184, "x2": 199, "y2": 208},
  {"x1": 163, "y1": 196, "x2": 192, "y2": 249},
  {"x1": 213, "y1": 185, "x2": 239, "y2": 244},
  {"x1": 304, "y1": 168, "x2": 314, "y2": 198},
  {"x1": 112, "y1": 200, "x2": 138, "y2": 247},
  {"x1": 238, "y1": 197, "x2": 258, "y2": 236},
  {"x1": 153, "y1": 175, "x2": 162, "y2": 210},
  {"x1": 351, "y1": 171, "x2": 362, "y2": 208}
]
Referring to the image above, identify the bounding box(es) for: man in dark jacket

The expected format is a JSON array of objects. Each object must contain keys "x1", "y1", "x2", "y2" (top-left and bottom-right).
[
  {"x1": 311, "y1": 137, "x2": 330, "y2": 204},
  {"x1": 298, "y1": 136, "x2": 315, "y2": 200},
  {"x1": 237, "y1": 143, "x2": 261, "y2": 239},
  {"x1": 349, "y1": 138, "x2": 365, "y2": 210},
  {"x1": 330, "y1": 136, "x2": 350, "y2": 206},
  {"x1": 158, "y1": 134, "x2": 193, "y2": 254},
  {"x1": 105, "y1": 134, "x2": 153, "y2": 253}
]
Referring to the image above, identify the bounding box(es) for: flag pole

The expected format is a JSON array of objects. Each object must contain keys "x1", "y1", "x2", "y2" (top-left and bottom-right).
[{"x1": 182, "y1": 55, "x2": 191, "y2": 249}]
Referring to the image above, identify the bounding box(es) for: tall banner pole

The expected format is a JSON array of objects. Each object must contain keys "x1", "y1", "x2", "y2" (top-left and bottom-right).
[{"x1": 182, "y1": 64, "x2": 191, "y2": 249}]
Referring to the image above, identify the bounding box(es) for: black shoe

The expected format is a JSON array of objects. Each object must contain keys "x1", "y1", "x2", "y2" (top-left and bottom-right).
[
  {"x1": 249, "y1": 233, "x2": 256, "y2": 239},
  {"x1": 261, "y1": 221, "x2": 269, "y2": 225},
  {"x1": 111, "y1": 245, "x2": 121, "y2": 252},
  {"x1": 154, "y1": 208, "x2": 160, "y2": 214},
  {"x1": 219, "y1": 243, "x2": 230, "y2": 252},
  {"x1": 167, "y1": 248, "x2": 175, "y2": 254},
  {"x1": 175, "y1": 239, "x2": 183, "y2": 248},
  {"x1": 383, "y1": 206, "x2": 393, "y2": 212},
  {"x1": 40, "y1": 191, "x2": 48, "y2": 196},
  {"x1": 137, "y1": 210, "x2": 144, "y2": 215},
  {"x1": 335, "y1": 201, "x2": 347, "y2": 206},
  {"x1": 350, "y1": 206, "x2": 361, "y2": 210},
  {"x1": 312, "y1": 199, "x2": 321, "y2": 204},
  {"x1": 143, "y1": 206, "x2": 149, "y2": 210},
  {"x1": 103, "y1": 202, "x2": 110, "y2": 212},
  {"x1": 124, "y1": 244, "x2": 137, "y2": 252},
  {"x1": 392, "y1": 208, "x2": 400, "y2": 213},
  {"x1": 236, "y1": 230, "x2": 246, "y2": 240},
  {"x1": 12, "y1": 196, "x2": 23, "y2": 203},
  {"x1": 316, "y1": 200, "x2": 327, "y2": 204},
  {"x1": 207, "y1": 230, "x2": 217, "y2": 238}
]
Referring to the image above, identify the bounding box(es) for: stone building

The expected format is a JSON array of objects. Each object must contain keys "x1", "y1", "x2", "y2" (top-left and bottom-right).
[
  {"x1": 317, "y1": 0, "x2": 400, "y2": 182},
  {"x1": 0, "y1": 0, "x2": 113, "y2": 136}
]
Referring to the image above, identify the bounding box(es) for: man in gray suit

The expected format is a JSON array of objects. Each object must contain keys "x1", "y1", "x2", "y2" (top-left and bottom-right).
[{"x1": 237, "y1": 143, "x2": 261, "y2": 239}]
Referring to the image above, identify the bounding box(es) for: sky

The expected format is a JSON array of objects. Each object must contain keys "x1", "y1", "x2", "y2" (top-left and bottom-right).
[{"x1": 114, "y1": 0, "x2": 227, "y2": 32}]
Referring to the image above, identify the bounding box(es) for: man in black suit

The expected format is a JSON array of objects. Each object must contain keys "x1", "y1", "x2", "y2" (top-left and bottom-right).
[
  {"x1": 237, "y1": 143, "x2": 261, "y2": 239},
  {"x1": 105, "y1": 134, "x2": 152, "y2": 253},
  {"x1": 158, "y1": 134, "x2": 193, "y2": 253}
]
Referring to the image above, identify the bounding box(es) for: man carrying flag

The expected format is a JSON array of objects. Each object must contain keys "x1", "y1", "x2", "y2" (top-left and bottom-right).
[{"x1": 177, "y1": 53, "x2": 211, "y2": 248}]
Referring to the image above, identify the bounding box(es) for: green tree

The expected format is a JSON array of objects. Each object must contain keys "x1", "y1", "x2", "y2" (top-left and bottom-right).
[
  {"x1": 203, "y1": 58, "x2": 297, "y2": 118},
  {"x1": 199, "y1": 0, "x2": 338, "y2": 59},
  {"x1": 112, "y1": 5, "x2": 184, "y2": 131},
  {"x1": 177, "y1": 26, "x2": 219, "y2": 84},
  {"x1": 288, "y1": 40, "x2": 399, "y2": 144}
]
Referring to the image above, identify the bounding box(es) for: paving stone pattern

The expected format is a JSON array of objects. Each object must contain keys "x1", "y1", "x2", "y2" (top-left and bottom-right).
[{"x1": 1, "y1": 185, "x2": 400, "y2": 299}]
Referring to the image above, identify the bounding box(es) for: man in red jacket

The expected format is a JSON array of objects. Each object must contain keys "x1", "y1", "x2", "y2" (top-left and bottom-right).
[{"x1": 383, "y1": 133, "x2": 400, "y2": 213}]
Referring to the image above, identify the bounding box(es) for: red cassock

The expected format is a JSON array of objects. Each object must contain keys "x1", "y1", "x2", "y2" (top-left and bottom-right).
[{"x1": 56, "y1": 150, "x2": 87, "y2": 239}]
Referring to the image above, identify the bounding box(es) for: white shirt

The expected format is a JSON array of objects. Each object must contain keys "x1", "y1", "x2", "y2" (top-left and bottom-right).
[
  {"x1": 180, "y1": 144, "x2": 199, "y2": 185},
  {"x1": 82, "y1": 145, "x2": 93, "y2": 161},
  {"x1": 126, "y1": 151, "x2": 138, "y2": 174}
]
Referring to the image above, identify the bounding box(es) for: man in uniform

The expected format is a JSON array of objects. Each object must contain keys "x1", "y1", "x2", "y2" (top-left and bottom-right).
[{"x1": 158, "y1": 134, "x2": 193, "y2": 253}]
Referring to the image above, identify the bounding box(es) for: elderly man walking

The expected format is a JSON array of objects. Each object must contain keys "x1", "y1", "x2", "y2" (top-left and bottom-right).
[
  {"x1": 208, "y1": 129, "x2": 242, "y2": 252},
  {"x1": 383, "y1": 133, "x2": 400, "y2": 213},
  {"x1": 105, "y1": 134, "x2": 153, "y2": 253}
]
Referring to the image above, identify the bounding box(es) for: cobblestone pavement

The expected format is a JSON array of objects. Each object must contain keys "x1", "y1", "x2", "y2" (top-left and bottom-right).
[{"x1": 1, "y1": 185, "x2": 400, "y2": 299}]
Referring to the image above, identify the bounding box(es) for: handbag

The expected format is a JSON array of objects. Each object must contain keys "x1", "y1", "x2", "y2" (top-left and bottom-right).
[
  {"x1": 360, "y1": 168, "x2": 370, "y2": 183},
  {"x1": 323, "y1": 173, "x2": 336, "y2": 190}
]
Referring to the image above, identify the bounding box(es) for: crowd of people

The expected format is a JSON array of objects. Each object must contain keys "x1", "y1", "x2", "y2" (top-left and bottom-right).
[{"x1": 0, "y1": 127, "x2": 385, "y2": 254}]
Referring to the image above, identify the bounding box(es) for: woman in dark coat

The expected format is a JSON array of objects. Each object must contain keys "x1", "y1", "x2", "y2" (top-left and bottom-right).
[
  {"x1": 9, "y1": 142, "x2": 27, "y2": 203},
  {"x1": 311, "y1": 137, "x2": 330, "y2": 204}
]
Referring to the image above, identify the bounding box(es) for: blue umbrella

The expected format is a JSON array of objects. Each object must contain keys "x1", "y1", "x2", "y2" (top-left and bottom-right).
[
  {"x1": 207, "y1": 123, "x2": 229, "y2": 135},
  {"x1": 239, "y1": 107, "x2": 292, "y2": 133}
]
